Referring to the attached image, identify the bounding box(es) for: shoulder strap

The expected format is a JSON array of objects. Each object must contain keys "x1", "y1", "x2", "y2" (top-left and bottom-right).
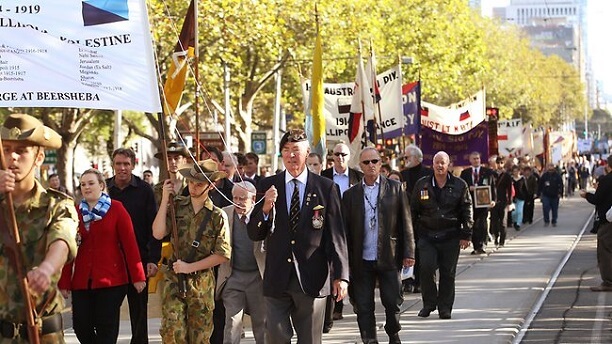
[{"x1": 185, "y1": 209, "x2": 213, "y2": 263}]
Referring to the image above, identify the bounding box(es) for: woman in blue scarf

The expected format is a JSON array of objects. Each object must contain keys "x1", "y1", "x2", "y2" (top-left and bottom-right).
[{"x1": 59, "y1": 168, "x2": 146, "y2": 343}]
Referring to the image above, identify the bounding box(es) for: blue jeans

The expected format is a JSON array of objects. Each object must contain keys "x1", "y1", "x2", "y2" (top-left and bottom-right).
[
  {"x1": 512, "y1": 199, "x2": 525, "y2": 225},
  {"x1": 541, "y1": 195, "x2": 559, "y2": 224}
]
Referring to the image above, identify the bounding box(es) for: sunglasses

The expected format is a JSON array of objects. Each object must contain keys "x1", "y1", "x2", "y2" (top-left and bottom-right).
[
  {"x1": 361, "y1": 159, "x2": 380, "y2": 165},
  {"x1": 334, "y1": 152, "x2": 348, "y2": 157}
]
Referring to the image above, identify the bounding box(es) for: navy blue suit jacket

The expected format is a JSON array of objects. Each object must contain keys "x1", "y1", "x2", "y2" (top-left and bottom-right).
[{"x1": 248, "y1": 170, "x2": 349, "y2": 298}]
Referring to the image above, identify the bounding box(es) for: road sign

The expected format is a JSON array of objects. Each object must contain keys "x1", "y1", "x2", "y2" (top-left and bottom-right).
[
  {"x1": 44, "y1": 150, "x2": 57, "y2": 164},
  {"x1": 251, "y1": 132, "x2": 267, "y2": 154},
  {"x1": 200, "y1": 132, "x2": 225, "y2": 151}
]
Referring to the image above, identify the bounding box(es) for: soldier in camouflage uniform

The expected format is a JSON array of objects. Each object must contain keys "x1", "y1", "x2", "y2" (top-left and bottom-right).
[
  {"x1": 153, "y1": 141, "x2": 190, "y2": 205},
  {"x1": 153, "y1": 159, "x2": 231, "y2": 344},
  {"x1": 0, "y1": 114, "x2": 78, "y2": 343}
]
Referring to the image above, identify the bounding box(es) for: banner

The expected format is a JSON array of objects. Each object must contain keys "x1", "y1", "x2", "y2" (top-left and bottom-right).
[
  {"x1": 401, "y1": 81, "x2": 420, "y2": 136},
  {"x1": 302, "y1": 66, "x2": 409, "y2": 152},
  {"x1": 421, "y1": 90, "x2": 485, "y2": 135},
  {"x1": 549, "y1": 131, "x2": 575, "y2": 159},
  {"x1": 577, "y1": 138, "x2": 592, "y2": 153},
  {"x1": 521, "y1": 123, "x2": 534, "y2": 157},
  {"x1": 533, "y1": 129, "x2": 545, "y2": 156},
  {"x1": 0, "y1": 0, "x2": 161, "y2": 112},
  {"x1": 497, "y1": 119, "x2": 523, "y2": 157},
  {"x1": 420, "y1": 120, "x2": 489, "y2": 166}
]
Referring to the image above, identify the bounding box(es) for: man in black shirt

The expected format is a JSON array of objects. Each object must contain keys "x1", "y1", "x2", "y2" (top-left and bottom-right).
[
  {"x1": 106, "y1": 148, "x2": 160, "y2": 344},
  {"x1": 580, "y1": 155, "x2": 612, "y2": 291}
]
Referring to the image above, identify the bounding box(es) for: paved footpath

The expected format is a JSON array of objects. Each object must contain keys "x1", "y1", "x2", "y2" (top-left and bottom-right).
[{"x1": 64, "y1": 195, "x2": 609, "y2": 343}]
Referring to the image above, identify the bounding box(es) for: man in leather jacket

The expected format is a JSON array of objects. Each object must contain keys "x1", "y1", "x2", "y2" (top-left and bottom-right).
[{"x1": 411, "y1": 151, "x2": 473, "y2": 320}]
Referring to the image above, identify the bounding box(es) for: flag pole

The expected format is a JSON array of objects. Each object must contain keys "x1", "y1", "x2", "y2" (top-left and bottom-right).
[
  {"x1": 358, "y1": 40, "x2": 367, "y2": 144},
  {"x1": 194, "y1": 0, "x2": 201, "y2": 159},
  {"x1": 398, "y1": 53, "x2": 406, "y2": 153}
]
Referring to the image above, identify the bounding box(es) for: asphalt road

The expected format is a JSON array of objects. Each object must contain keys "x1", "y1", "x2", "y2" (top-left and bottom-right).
[{"x1": 63, "y1": 195, "x2": 611, "y2": 343}]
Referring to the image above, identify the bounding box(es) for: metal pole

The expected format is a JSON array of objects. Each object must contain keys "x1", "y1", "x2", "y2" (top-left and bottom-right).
[
  {"x1": 224, "y1": 62, "x2": 231, "y2": 151},
  {"x1": 114, "y1": 110, "x2": 122, "y2": 151},
  {"x1": 194, "y1": 0, "x2": 201, "y2": 158},
  {"x1": 272, "y1": 57, "x2": 282, "y2": 172}
]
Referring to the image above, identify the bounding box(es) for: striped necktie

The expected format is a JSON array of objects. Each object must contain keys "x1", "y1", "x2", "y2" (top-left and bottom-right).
[{"x1": 289, "y1": 179, "x2": 300, "y2": 232}]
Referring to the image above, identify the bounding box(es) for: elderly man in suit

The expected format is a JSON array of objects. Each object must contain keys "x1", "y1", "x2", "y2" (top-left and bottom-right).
[
  {"x1": 343, "y1": 147, "x2": 415, "y2": 344},
  {"x1": 460, "y1": 151, "x2": 496, "y2": 255},
  {"x1": 218, "y1": 180, "x2": 266, "y2": 343},
  {"x1": 247, "y1": 129, "x2": 349, "y2": 343}
]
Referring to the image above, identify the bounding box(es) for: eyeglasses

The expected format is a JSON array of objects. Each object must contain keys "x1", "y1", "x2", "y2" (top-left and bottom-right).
[
  {"x1": 361, "y1": 159, "x2": 380, "y2": 165},
  {"x1": 334, "y1": 152, "x2": 348, "y2": 157}
]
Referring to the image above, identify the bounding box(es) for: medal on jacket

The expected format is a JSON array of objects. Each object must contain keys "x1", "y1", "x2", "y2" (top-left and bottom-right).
[
  {"x1": 420, "y1": 188, "x2": 429, "y2": 200},
  {"x1": 312, "y1": 205, "x2": 324, "y2": 229},
  {"x1": 76, "y1": 232, "x2": 82, "y2": 246}
]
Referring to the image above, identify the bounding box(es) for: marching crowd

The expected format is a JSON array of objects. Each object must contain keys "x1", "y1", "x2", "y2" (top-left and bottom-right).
[{"x1": 1, "y1": 115, "x2": 611, "y2": 344}]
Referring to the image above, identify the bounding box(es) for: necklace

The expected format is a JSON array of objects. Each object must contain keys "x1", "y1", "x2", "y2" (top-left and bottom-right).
[{"x1": 364, "y1": 185, "x2": 377, "y2": 230}]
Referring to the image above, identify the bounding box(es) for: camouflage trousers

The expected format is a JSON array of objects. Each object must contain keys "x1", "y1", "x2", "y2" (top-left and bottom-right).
[
  {"x1": 160, "y1": 268, "x2": 215, "y2": 344},
  {"x1": 0, "y1": 331, "x2": 64, "y2": 344}
]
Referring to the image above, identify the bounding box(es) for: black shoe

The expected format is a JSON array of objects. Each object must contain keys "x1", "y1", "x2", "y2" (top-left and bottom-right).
[
  {"x1": 552, "y1": 223, "x2": 557, "y2": 227},
  {"x1": 418, "y1": 308, "x2": 434, "y2": 317},
  {"x1": 323, "y1": 324, "x2": 333, "y2": 333},
  {"x1": 544, "y1": 222, "x2": 550, "y2": 227},
  {"x1": 413, "y1": 285, "x2": 421, "y2": 293},
  {"x1": 476, "y1": 248, "x2": 487, "y2": 254},
  {"x1": 439, "y1": 311, "x2": 452, "y2": 319},
  {"x1": 388, "y1": 333, "x2": 401, "y2": 344},
  {"x1": 332, "y1": 312, "x2": 343, "y2": 320},
  {"x1": 471, "y1": 250, "x2": 477, "y2": 255},
  {"x1": 513, "y1": 223, "x2": 521, "y2": 231}
]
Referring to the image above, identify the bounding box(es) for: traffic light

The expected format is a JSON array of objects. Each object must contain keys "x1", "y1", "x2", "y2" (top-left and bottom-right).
[{"x1": 486, "y1": 107, "x2": 499, "y2": 121}]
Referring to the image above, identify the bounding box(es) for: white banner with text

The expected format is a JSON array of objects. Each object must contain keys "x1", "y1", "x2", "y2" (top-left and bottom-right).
[{"x1": 0, "y1": 0, "x2": 161, "y2": 112}]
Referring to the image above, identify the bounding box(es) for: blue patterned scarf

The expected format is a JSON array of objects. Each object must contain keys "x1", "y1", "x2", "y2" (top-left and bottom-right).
[{"x1": 79, "y1": 192, "x2": 112, "y2": 231}]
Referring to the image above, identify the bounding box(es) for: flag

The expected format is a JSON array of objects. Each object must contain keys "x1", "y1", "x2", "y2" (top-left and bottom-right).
[
  {"x1": 163, "y1": 0, "x2": 195, "y2": 115},
  {"x1": 365, "y1": 50, "x2": 381, "y2": 104},
  {"x1": 305, "y1": 27, "x2": 326, "y2": 157},
  {"x1": 348, "y1": 43, "x2": 373, "y2": 144}
]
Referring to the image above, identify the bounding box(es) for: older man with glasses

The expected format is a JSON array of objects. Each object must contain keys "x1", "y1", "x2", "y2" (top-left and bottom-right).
[{"x1": 342, "y1": 147, "x2": 415, "y2": 344}]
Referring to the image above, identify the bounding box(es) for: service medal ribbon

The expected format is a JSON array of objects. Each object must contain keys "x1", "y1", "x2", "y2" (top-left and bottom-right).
[{"x1": 312, "y1": 205, "x2": 324, "y2": 229}]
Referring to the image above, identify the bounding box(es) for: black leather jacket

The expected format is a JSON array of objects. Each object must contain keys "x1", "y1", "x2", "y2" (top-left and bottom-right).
[{"x1": 410, "y1": 173, "x2": 473, "y2": 241}]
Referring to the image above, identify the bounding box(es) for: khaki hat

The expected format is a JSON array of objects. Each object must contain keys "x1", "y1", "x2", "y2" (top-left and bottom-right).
[
  {"x1": 1, "y1": 114, "x2": 62, "y2": 149},
  {"x1": 154, "y1": 141, "x2": 190, "y2": 159},
  {"x1": 279, "y1": 129, "x2": 308, "y2": 151},
  {"x1": 179, "y1": 159, "x2": 227, "y2": 183}
]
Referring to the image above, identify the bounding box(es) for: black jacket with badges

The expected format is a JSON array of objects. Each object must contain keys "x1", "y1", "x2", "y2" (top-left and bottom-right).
[{"x1": 410, "y1": 173, "x2": 473, "y2": 241}]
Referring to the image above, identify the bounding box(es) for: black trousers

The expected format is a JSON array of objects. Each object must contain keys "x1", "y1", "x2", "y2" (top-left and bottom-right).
[
  {"x1": 523, "y1": 195, "x2": 535, "y2": 223},
  {"x1": 490, "y1": 201, "x2": 507, "y2": 246},
  {"x1": 472, "y1": 209, "x2": 489, "y2": 250},
  {"x1": 72, "y1": 284, "x2": 128, "y2": 344},
  {"x1": 418, "y1": 237, "x2": 460, "y2": 313},
  {"x1": 211, "y1": 265, "x2": 226, "y2": 344},
  {"x1": 127, "y1": 280, "x2": 149, "y2": 344},
  {"x1": 349, "y1": 260, "x2": 402, "y2": 342}
]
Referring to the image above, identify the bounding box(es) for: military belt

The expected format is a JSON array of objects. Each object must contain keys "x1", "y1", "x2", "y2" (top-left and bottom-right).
[{"x1": 0, "y1": 313, "x2": 63, "y2": 339}]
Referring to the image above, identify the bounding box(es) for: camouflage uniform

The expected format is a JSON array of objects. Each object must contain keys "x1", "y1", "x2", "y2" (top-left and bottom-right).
[
  {"x1": 160, "y1": 195, "x2": 231, "y2": 344},
  {"x1": 0, "y1": 181, "x2": 78, "y2": 343},
  {"x1": 153, "y1": 179, "x2": 188, "y2": 206}
]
